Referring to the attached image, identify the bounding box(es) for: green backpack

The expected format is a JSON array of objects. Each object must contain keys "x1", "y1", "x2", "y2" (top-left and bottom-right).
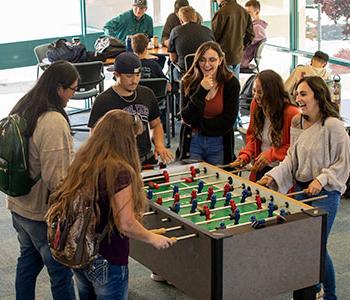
[{"x1": 0, "y1": 114, "x2": 40, "y2": 197}]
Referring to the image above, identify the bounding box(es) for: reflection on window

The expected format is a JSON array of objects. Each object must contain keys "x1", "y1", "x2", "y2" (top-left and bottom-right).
[{"x1": 0, "y1": 0, "x2": 81, "y2": 43}]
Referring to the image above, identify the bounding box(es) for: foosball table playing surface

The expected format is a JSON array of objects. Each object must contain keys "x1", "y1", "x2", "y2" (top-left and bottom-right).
[{"x1": 130, "y1": 162, "x2": 327, "y2": 300}]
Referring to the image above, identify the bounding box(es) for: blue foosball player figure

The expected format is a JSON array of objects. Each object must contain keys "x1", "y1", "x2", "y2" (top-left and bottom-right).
[
  {"x1": 234, "y1": 208, "x2": 240, "y2": 225},
  {"x1": 210, "y1": 195, "x2": 217, "y2": 209},
  {"x1": 224, "y1": 192, "x2": 232, "y2": 206},
  {"x1": 172, "y1": 184, "x2": 179, "y2": 197},
  {"x1": 268, "y1": 201, "x2": 275, "y2": 217},
  {"x1": 251, "y1": 219, "x2": 266, "y2": 229},
  {"x1": 240, "y1": 186, "x2": 252, "y2": 203},
  {"x1": 190, "y1": 198, "x2": 198, "y2": 213},
  {"x1": 147, "y1": 189, "x2": 153, "y2": 200},
  {"x1": 197, "y1": 180, "x2": 204, "y2": 193},
  {"x1": 277, "y1": 208, "x2": 289, "y2": 223},
  {"x1": 171, "y1": 202, "x2": 180, "y2": 214},
  {"x1": 250, "y1": 215, "x2": 257, "y2": 223},
  {"x1": 216, "y1": 222, "x2": 226, "y2": 230}
]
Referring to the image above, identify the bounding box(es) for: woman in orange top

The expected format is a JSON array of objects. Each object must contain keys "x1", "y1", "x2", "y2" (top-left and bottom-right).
[{"x1": 230, "y1": 69, "x2": 299, "y2": 181}]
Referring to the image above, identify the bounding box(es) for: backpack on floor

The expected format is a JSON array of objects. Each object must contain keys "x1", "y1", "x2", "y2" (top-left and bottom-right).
[
  {"x1": 0, "y1": 114, "x2": 40, "y2": 197},
  {"x1": 46, "y1": 191, "x2": 108, "y2": 269},
  {"x1": 239, "y1": 74, "x2": 255, "y2": 113}
]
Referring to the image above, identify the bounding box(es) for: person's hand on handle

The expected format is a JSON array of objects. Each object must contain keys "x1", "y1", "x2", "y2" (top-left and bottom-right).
[
  {"x1": 306, "y1": 179, "x2": 322, "y2": 196},
  {"x1": 154, "y1": 145, "x2": 174, "y2": 164},
  {"x1": 257, "y1": 175, "x2": 275, "y2": 187},
  {"x1": 252, "y1": 153, "x2": 269, "y2": 172},
  {"x1": 229, "y1": 157, "x2": 247, "y2": 169},
  {"x1": 149, "y1": 232, "x2": 176, "y2": 250}
]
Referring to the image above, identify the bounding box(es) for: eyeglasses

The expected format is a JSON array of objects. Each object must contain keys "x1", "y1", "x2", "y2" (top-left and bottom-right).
[{"x1": 68, "y1": 86, "x2": 79, "y2": 92}]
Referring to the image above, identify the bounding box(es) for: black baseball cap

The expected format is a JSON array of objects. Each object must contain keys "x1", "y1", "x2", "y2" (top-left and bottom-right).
[
  {"x1": 133, "y1": 0, "x2": 147, "y2": 8},
  {"x1": 107, "y1": 52, "x2": 141, "y2": 74}
]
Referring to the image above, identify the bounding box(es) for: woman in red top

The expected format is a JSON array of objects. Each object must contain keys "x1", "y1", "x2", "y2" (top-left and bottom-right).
[{"x1": 230, "y1": 69, "x2": 299, "y2": 181}]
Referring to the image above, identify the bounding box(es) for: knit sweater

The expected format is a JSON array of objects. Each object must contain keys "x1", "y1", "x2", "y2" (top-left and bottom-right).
[
  {"x1": 267, "y1": 117, "x2": 350, "y2": 194},
  {"x1": 7, "y1": 111, "x2": 74, "y2": 221}
]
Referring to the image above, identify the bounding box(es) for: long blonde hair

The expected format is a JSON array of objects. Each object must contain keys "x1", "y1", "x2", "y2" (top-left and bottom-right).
[{"x1": 47, "y1": 109, "x2": 147, "y2": 231}]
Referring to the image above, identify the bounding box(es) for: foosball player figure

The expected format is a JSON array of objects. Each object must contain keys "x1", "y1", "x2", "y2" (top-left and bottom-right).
[
  {"x1": 197, "y1": 180, "x2": 204, "y2": 193},
  {"x1": 173, "y1": 192, "x2": 180, "y2": 204},
  {"x1": 163, "y1": 170, "x2": 170, "y2": 183},
  {"x1": 268, "y1": 201, "x2": 275, "y2": 218},
  {"x1": 210, "y1": 195, "x2": 217, "y2": 209},
  {"x1": 171, "y1": 201, "x2": 180, "y2": 214},
  {"x1": 172, "y1": 184, "x2": 179, "y2": 197},
  {"x1": 190, "y1": 198, "x2": 198, "y2": 213},
  {"x1": 240, "y1": 186, "x2": 252, "y2": 203},
  {"x1": 190, "y1": 190, "x2": 197, "y2": 203},
  {"x1": 147, "y1": 189, "x2": 153, "y2": 200},
  {"x1": 277, "y1": 208, "x2": 288, "y2": 224},
  {"x1": 207, "y1": 187, "x2": 214, "y2": 200},
  {"x1": 216, "y1": 222, "x2": 226, "y2": 230},
  {"x1": 229, "y1": 199, "x2": 237, "y2": 214},
  {"x1": 255, "y1": 191, "x2": 263, "y2": 209},
  {"x1": 223, "y1": 183, "x2": 231, "y2": 197},
  {"x1": 251, "y1": 219, "x2": 266, "y2": 229},
  {"x1": 234, "y1": 208, "x2": 240, "y2": 225},
  {"x1": 224, "y1": 192, "x2": 232, "y2": 206},
  {"x1": 203, "y1": 205, "x2": 211, "y2": 220},
  {"x1": 156, "y1": 196, "x2": 163, "y2": 205},
  {"x1": 190, "y1": 167, "x2": 197, "y2": 178}
]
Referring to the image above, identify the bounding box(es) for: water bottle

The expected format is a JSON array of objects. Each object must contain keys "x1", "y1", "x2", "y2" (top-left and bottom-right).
[{"x1": 125, "y1": 35, "x2": 132, "y2": 52}]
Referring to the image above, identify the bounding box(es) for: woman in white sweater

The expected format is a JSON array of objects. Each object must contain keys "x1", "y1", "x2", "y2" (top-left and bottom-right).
[{"x1": 258, "y1": 76, "x2": 350, "y2": 300}]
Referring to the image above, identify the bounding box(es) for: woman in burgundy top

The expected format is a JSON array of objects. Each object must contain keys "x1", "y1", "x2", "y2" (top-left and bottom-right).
[
  {"x1": 179, "y1": 41, "x2": 240, "y2": 165},
  {"x1": 53, "y1": 110, "x2": 175, "y2": 300}
]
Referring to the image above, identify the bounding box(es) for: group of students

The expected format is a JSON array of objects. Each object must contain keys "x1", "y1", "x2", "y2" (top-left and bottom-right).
[{"x1": 6, "y1": 2, "x2": 350, "y2": 300}]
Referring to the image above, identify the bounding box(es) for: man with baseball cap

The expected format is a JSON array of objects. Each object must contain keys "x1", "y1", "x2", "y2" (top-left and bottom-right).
[
  {"x1": 104, "y1": 0, "x2": 153, "y2": 44},
  {"x1": 88, "y1": 52, "x2": 173, "y2": 164}
]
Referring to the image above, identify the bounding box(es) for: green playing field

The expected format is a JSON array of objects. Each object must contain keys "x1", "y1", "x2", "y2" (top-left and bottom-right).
[{"x1": 147, "y1": 179, "x2": 270, "y2": 231}]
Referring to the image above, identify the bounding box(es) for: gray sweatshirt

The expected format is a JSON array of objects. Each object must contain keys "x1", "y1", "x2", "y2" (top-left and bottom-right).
[{"x1": 267, "y1": 117, "x2": 350, "y2": 194}]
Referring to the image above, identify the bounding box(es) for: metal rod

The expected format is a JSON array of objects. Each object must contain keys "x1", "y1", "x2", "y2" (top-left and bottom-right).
[
  {"x1": 165, "y1": 225, "x2": 183, "y2": 232},
  {"x1": 299, "y1": 195, "x2": 328, "y2": 203},
  {"x1": 175, "y1": 233, "x2": 197, "y2": 241},
  {"x1": 286, "y1": 190, "x2": 306, "y2": 196},
  {"x1": 143, "y1": 211, "x2": 156, "y2": 216}
]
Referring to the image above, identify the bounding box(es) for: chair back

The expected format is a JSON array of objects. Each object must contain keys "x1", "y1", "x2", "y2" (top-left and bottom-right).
[
  {"x1": 34, "y1": 43, "x2": 50, "y2": 64},
  {"x1": 253, "y1": 39, "x2": 266, "y2": 72},
  {"x1": 73, "y1": 61, "x2": 105, "y2": 93},
  {"x1": 139, "y1": 78, "x2": 168, "y2": 101},
  {"x1": 184, "y1": 53, "x2": 195, "y2": 71}
]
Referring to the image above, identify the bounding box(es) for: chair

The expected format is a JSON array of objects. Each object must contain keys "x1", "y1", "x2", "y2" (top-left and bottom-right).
[
  {"x1": 139, "y1": 78, "x2": 171, "y2": 148},
  {"x1": 34, "y1": 43, "x2": 51, "y2": 79},
  {"x1": 68, "y1": 61, "x2": 105, "y2": 131},
  {"x1": 184, "y1": 53, "x2": 195, "y2": 71},
  {"x1": 240, "y1": 39, "x2": 266, "y2": 74}
]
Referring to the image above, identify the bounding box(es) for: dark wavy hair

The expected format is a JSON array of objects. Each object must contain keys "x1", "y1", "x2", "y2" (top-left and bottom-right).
[
  {"x1": 252, "y1": 69, "x2": 292, "y2": 147},
  {"x1": 181, "y1": 41, "x2": 232, "y2": 97},
  {"x1": 10, "y1": 60, "x2": 79, "y2": 136},
  {"x1": 296, "y1": 76, "x2": 340, "y2": 125}
]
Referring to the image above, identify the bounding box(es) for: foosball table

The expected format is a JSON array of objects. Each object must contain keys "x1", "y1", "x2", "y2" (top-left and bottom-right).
[{"x1": 130, "y1": 162, "x2": 327, "y2": 300}]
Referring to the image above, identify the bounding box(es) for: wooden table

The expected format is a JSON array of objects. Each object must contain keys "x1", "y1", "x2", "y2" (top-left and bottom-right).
[{"x1": 148, "y1": 46, "x2": 169, "y2": 56}]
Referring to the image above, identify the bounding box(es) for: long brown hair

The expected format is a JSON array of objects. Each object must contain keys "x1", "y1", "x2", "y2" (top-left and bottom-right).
[
  {"x1": 252, "y1": 69, "x2": 292, "y2": 147},
  {"x1": 181, "y1": 41, "x2": 232, "y2": 97},
  {"x1": 296, "y1": 76, "x2": 340, "y2": 125},
  {"x1": 47, "y1": 110, "x2": 147, "y2": 232}
]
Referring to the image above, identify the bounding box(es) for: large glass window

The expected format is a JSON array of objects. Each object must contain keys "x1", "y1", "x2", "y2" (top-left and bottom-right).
[{"x1": 0, "y1": 0, "x2": 81, "y2": 43}]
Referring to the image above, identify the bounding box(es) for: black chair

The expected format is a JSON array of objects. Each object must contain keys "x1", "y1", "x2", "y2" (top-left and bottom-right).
[
  {"x1": 240, "y1": 39, "x2": 266, "y2": 74},
  {"x1": 33, "y1": 43, "x2": 50, "y2": 79},
  {"x1": 139, "y1": 78, "x2": 171, "y2": 148},
  {"x1": 184, "y1": 53, "x2": 195, "y2": 71},
  {"x1": 68, "y1": 61, "x2": 105, "y2": 131}
]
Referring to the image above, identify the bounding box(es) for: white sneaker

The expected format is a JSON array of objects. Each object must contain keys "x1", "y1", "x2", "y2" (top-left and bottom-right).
[
  {"x1": 316, "y1": 288, "x2": 324, "y2": 299},
  {"x1": 150, "y1": 273, "x2": 166, "y2": 282}
]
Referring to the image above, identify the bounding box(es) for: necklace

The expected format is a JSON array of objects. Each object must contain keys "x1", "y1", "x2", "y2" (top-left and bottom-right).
[{"x1": 113, "y1": 86, "x2": 137, "y2": 103}]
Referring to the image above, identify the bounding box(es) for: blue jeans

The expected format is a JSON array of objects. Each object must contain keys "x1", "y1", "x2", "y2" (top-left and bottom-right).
[
  {"x1": 74, "y1": 255, "x2": 128, "y2": 300},
  {"x1": 228, "y1": 64, "x2": 240, "y2": 80},
  {"x1": 11, "y1": 212, "x2": 75, "y2": 300},
  {"x1": 295, "y1": 187, "x2": 340, "y2": 300},
  {"x1": 190, "y1": 132, "x2": 224, "y2": 165}
]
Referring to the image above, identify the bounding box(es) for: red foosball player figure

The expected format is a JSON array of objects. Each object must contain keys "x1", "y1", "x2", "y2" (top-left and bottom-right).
[
  {"x1": 255, "y1": 193, "x2": 263, "y2": 209},
  {"x1": 223, "y1": 183, "x2": 231, "y2": 197},
  {"x1": 191, "y1": 167, "x2": 197, "y2": 178},
  {"x1": 207, "y1": 187, "x2": 214, "y2": 200},
  {"x1": 229, "y1": 200, "x2": 237, "y2": 214},
  {"x1": 190, "y1": 190, "x2": 197, "y2": 204},
  {"x1": 156, "y1": 196, "x2": 163, "y2": 205},
  {"x1": 173, "y1": 193, "x2": 180, "y2": 204},
  {"x1": 203, "y1": 205, "x2": 211, "y2": 220},
  {"x1": 163, "y1": 170, "x2": 170, "y2": 183}
]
